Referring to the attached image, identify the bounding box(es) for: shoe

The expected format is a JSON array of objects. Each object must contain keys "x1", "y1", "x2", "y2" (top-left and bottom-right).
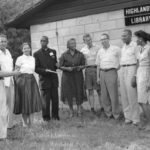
[
  {"x1": 69, "y1": 113, "x2": 74, "y2": 118},
  {"x1": 115, "y1": 114, "x2": 124, "y2": 121},
  {"x1": 100, "y1": 108, "x2": 104, "y2": 113},
  {"x1": 43, "y1": 117, "x2": 51, "y2": 122},
  {"x1": 69, "y1": 110, "x2": 74, "y2": 118},
  {"x1": 125, "y1": 119, "x2": 132, "y2": 124},
  {"x1": 91, "y1": 108, "x2": 96, "y2": 115},
  {"x1": 7, "y1": 124, "x2": 15, "y2": 130},
  {"x1": 52, "y1": 116, "x2": 60, "y2": 121},
  {"x1": 132, "y1": 122, "x2": 140, "y2": 126},
  {"x1": 77, "y1": 111, "x2": 82, "y2": 117}
]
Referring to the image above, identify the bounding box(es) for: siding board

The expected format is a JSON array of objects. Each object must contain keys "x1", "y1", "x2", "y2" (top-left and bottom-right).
[
  {"x1": 27, "y1": 0, "x2": 148, "y2": 25},
  {"x1": 10, "y1": 0, "x2": 150, "y2": 28}
]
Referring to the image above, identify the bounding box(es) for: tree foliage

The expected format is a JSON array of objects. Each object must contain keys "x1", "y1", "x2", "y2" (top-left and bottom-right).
[{"x1": 0, "y1": 0, "x2": 41, "y2": 61}]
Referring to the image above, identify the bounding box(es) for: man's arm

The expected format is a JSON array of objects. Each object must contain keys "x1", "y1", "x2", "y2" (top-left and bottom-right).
[
  {"x1": 33, "y1": 52, "x2": 47, "y2": 75},
  {"x1": 95, "y1": 51, "x2": 100, "y2": 84},
  {"x1": 53, "y1": 50, "x2": 58, "y2": 69}
]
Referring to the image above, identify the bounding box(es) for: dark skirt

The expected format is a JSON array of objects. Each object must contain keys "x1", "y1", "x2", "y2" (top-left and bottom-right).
[
  {"x1": 61, "y1": 71, "x2": 87, "y2": 106},
  {"x1": 14, "y1": 74, "x2": 42, "y2": 115}
]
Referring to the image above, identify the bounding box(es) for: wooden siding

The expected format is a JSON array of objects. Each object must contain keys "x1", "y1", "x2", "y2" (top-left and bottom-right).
[{"x1": 8, "y1": 0, "x2": 150, "y2": 28}]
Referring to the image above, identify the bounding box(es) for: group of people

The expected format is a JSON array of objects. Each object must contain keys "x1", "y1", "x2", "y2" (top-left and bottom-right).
[
  {"x1": 0, "y1": 28, "x2": 150, "y2": 140},
  {"x1": 59, "y1": 29, "x2": 150, "y2": 131}
]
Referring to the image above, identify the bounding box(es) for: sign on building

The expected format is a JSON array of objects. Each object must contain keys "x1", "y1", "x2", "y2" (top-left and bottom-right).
[{"x1": 124, "y1": 4, "x2": 150, "y2": 26}]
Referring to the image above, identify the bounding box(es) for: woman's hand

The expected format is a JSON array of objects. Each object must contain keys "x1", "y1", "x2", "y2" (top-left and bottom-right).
[
  {"x1": 97, "y1": 77, "x2": 100, "y2": 85},
  {"x1": 146, "y1": 81, "x2": 150, "y2": 92},
  {"x1": 131, "y1": 75, "x2": 137, "y2": 88},
  {"x1": 77, "y1": 66, "x2": 84, "y2": 71},
  {"x1": 67, "y1": 67, "x2": 73, "y2": 72},
  {"x1": 13, "y1": 70, "x2": 21, "y2": 76}
]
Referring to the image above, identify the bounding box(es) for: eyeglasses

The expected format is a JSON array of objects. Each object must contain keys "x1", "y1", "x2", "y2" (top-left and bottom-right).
[{"x1": 100, "y1": 38, "x2": 108, "y2": 41}]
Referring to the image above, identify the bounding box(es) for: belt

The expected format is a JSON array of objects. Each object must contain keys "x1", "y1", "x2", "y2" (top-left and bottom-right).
[
  {"x1": 86, "y1": 65, "x2": 97, "y2": 68},
  {"x1": 0, "y1": 77, "x2": 3, "y2": 80},
  {"x1": 121, "y1": 64, "x2": 136, "y2": 67},
  {"x1": 100, "y1": 68, "x2": 116, "y2": 72}
]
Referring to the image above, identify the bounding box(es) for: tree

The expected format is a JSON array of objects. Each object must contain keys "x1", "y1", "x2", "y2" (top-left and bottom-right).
[{"x1": 0, "y1": 0, "x2": 41, "y2": 63}]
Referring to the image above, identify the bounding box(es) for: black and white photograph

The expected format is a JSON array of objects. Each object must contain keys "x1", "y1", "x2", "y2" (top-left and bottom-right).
[{"x1": 0, "y1": 0, "x2": 150, "y2": 149}]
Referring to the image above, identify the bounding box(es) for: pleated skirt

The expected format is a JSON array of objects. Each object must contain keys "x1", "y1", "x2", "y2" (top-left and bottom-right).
[{"x1": 14, "y1": 74, "x2": 42, "y2": 115}]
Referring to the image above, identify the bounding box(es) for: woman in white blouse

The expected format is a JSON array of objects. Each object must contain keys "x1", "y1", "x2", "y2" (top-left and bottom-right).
[
  {"x1": 134, "y1": 30, "x2": 150, "y2": 130},
  {"x1": 14, "y1": 43, "x2": 41, "y2": 127}
]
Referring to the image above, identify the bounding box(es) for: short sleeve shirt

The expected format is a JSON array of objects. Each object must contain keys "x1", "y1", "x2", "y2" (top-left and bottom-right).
[
  {"x1": 81, "y1": 45, "x2": 99, "y2": 66},
  {"x1": 96, "y1": 45, "x2": 120, "y2": 69},
  {"x1": 16, "y1": 55, "x2": 35, "y2": 74},
  {"x1": 120, "y1": 41, "x2": 137, "y2": 65}
]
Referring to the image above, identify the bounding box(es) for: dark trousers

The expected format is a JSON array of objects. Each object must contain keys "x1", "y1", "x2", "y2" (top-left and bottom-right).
[{"x1": 41, "y1": 87, "x2": 59, "y2": 120}]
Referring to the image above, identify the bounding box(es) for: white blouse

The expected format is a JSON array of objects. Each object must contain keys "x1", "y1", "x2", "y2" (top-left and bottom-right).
[
  {"x1": 16, "y1": 55, "x2": 35, "y2": 74},
  {"x1": 137, "y1": 44, "x2": 150, "y2": 67}
]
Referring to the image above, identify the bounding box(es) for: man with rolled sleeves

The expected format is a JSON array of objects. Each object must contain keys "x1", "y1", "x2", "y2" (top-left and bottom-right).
[
  {"x1": 120, "y1": 29, "x2": 140, "y2": 125},
  {"x1": 34, "y1": 36, "x2": 59, "y2": 121},
  {"x1": 96, "y1": 33, "x2": 120, "y2": 119},
  {"x1": 81, "y1": 34, "x2": 102, "y2": 114}
]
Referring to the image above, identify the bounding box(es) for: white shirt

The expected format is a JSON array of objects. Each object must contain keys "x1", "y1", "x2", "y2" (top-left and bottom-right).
[
  {"x1": 96, "y1": 45, "x2": 120, "y2": 69},
  {"x1": 16, "y1": 55, "x2": 35, "y2": 74},
  {"x1": 0, "y1": 49, "x2": 13, "y2": 87},
  {"x1": 81, "y1": 45, "x2": 99, "y2": 66},
  {"x1": 120, "y1": 41, "x2": 137, "y2": 65}
]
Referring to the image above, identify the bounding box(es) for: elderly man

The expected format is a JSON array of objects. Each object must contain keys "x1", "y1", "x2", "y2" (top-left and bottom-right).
[
  {"x1": 0, "y1": 34, "x2": 14, "y2": 129},
  {"x1": 96, "y1": 33, "x2": 120, "y2": 119},
  {"x1": 81, "y1": 34, "x2": 102, "y2": 114},
  {"x1": 34, "y1": 36, "x2": 59, "y2": 121},
  {"x1": 120, "y1": 29, "x2": 140, "y2": 125}
]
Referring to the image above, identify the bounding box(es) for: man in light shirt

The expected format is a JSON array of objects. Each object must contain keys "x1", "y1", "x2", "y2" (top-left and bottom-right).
[
  {"x1": 120, "y1": 29, "x2": 140, "y2": 125},
  {"x1": 96, "y1": 33, "x2": 120, "y2": 119},
  {"x1": 81, "y1": 34, "x2": 102, "y2": 114},
  {"x1": 0, "y1": 34, "x2": 14, "y2": 129}
]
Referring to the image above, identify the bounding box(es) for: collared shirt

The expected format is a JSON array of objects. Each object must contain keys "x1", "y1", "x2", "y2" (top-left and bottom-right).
[
  {"x1": 96, "y1": 45, "x2": 120, "y2": 69},
  {"x1": 0, "y1": 49, "x2": 13, "y2": 87},
  {"x1": 137, "y1": 44, "x2": 150, "y2": 67},
  {"x1": 81, "y1": 45, "x2": 99, "y2": 66},
  {"x1": 16, "y1": 55, "x2": 35, "y2": 74},
  {"x1": 120, "y1": 41, "x2": 137, "y2": 65}
]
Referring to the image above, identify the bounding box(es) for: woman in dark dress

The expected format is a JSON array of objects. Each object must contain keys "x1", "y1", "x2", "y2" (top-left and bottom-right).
[{"x1": 59, "y1": 38, "x2": 86, "y2": 117}]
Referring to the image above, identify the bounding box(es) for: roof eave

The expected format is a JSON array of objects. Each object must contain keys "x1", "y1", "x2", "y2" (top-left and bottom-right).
[{"x1": 5, "y1": 0, "x2": 54, "y2": 29}]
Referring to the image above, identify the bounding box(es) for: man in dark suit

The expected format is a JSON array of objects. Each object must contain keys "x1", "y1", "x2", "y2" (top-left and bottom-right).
[{"x1": 34, "y1": 36, "x2": 59, "y2": 121}]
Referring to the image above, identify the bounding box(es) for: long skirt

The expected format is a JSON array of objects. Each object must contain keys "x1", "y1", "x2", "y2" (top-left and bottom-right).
[
  {"x1": 61, "y1": 71, "x2": 87, "y2": 106},
  {"x1": 0, "y1": 80, "x2": 8, "y2": 139},
  {"x1": 14, "y1": 74, "x2": 42, "y2": 115},
  {"x1": 137, "y1": 66, "x2": 150, "y2": 104}
]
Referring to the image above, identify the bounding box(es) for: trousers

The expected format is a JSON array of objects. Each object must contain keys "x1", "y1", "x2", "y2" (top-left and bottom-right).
[
  {"x1": 41, "y1": 87, "x2": 59, "y2": 120},
  {"x1": 5, "y1": 79, "x2": 14, "y2": 128},
  {"x1": 100, "y1": 69, "x2": 120, "y2": 119},
  {"x1": 120, "y1": 66, "x2": 140, "y2": 123}
]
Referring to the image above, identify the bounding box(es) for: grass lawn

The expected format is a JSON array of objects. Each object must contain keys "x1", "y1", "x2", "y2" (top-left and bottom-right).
[{"x1": 1, "y1": 109, "x2": 150, "y2": 150}]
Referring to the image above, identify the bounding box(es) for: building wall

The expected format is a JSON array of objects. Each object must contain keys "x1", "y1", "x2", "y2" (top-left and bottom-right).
[
  {"x1": 30, "y1": 9, "x2": 150, "y2": 109},
  {"x1": 30, "y1": 9, "x2": 150, "y2": 56}
]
